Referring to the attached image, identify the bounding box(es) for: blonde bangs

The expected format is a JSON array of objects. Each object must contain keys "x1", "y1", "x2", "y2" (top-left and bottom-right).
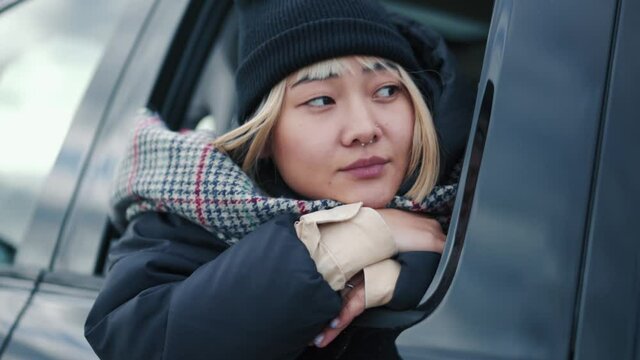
[{"x1": 289, "y1": 56, "x2": 400, "y2": 86}]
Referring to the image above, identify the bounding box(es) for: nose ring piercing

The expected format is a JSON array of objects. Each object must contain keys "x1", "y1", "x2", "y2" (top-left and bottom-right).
[{"x1": 360, "y1": 139, "x2": 375, "y2": 147}]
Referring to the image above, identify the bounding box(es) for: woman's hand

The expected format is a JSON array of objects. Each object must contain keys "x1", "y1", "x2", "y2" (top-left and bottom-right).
[
  {"x1": 312, "y1": 272, "x2": 365, "y2": 348},
  {"x1": 376, "y1": 209, "x2": 446, "y2": 253},
  {"x1": 311, "y1": 210, "x2": 445, "y2": 348}
]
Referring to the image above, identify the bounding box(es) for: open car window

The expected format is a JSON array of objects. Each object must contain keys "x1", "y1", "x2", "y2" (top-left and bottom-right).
[{"x1": 176, "y1": 0, "x2": 494, "y2": 324}]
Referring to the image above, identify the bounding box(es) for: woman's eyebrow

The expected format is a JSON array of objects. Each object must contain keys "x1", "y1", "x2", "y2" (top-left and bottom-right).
[{"x1": 290, "y1": 73, "x2": 339, "y2": 88}]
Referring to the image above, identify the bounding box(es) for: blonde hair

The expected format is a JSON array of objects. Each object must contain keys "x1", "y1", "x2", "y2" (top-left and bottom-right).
[{"x1": 213, "y1": 56, "x2": 439, "y2": 202}]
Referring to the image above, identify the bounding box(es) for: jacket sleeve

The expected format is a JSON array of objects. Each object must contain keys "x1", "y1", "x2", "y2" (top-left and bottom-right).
[
  {"x1": 294, "y1": 203, "x2": 442, "y2": 310},
  {"x1": 85, "y1": 212, "x2": 342, "y2": 360},
  {"x1": 386, "y1": 251, "x2": 441, "y2": 310}
]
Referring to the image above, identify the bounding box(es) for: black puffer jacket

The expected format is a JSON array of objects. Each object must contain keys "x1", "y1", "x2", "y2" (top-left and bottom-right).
[{"x1": 84, "y1": 14, "x2": 474, "y2": 360}]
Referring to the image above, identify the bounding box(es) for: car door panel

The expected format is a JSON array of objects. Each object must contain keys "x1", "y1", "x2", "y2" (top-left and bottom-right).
[
  {"x1": 3, "y1": 283, "x2": 99, "y2": 360},
  {"x1": 573, "y1": 0, "x2": 640, "y2": 357},
  {"x1": 0, "y1": 275, "x2": 37, "y2": 351},
  {"x1": 396, "y1": 0, "x2": 617, "y2": 358}
]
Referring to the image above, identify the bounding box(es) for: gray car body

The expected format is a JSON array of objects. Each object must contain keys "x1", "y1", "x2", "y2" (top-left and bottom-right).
[{"x1": 0, "y1": 0, "x2": 638, "y2": 359}]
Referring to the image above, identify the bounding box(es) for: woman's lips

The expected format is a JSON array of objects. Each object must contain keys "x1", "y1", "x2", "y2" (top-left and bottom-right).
[
  {"x1": 344, "y1": 163, "x2": 386, "y2": 179},
  {"x1": 340, "y1": 156, "x2": 389, "y2": 179}
]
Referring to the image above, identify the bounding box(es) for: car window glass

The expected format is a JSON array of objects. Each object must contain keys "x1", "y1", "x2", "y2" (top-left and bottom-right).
[{"x1": 0, "y1": 0, "x2": 127, "y2": 264}]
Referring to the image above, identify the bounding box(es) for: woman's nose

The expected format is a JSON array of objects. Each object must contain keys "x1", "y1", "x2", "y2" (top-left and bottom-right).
[{"x1": 341, "y1": 103, "x2": 381, "y2": 147}]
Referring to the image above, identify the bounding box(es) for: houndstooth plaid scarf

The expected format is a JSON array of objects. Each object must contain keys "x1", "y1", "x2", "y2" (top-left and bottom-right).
[{"x1": 111, "y1": 111, "x2": 459, "y2": 245}]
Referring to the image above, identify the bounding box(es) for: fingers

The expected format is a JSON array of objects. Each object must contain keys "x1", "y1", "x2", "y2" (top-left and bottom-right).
[
  {"x1": 400, "y1": 218, "x2": 446, "y2": 253},
  {"x1": 377, "y1": 209, "x2": 447, "y2": 253},
  {"x1": 313, "y1": 278, "x2": 365, "y2": 348},
  {"x1": 412, "y1": 216, "x2": 446, "y2": 252}
]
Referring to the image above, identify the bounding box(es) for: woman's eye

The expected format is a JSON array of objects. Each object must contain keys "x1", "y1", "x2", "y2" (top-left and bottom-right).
[
  {"x1": 306, "y1": 96, "x2": 335, "y2": 107},
  {"x1": 375, "y1": 85, "x2": 400, "y2": 98}
]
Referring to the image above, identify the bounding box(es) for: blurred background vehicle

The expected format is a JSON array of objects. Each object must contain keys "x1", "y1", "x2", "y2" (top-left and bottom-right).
[{"x1": 0, "y1": 0, "x2": 637, "y2": 359}]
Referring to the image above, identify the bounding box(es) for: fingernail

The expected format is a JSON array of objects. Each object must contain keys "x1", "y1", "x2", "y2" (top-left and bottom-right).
[
  {"x1": 313, "y1": 334, "x2": 324, "y2": 347},
  {"x1": 330, "y1": 318, "x2": 340, "y2": 329}
]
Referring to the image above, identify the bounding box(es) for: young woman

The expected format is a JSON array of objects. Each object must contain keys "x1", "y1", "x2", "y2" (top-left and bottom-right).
[{"x1": 85, "y1": 0, "x2": 473, "y2": 359}]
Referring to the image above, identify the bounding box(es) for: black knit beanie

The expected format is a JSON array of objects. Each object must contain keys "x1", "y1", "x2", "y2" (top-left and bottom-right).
[{"x1": 235, "y1": 0, "x2": 423, "y2": 123}]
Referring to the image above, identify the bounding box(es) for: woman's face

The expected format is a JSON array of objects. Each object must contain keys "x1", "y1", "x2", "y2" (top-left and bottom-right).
[{"x1": 270, "y1": 58, "x2": 414, "y2": 208}]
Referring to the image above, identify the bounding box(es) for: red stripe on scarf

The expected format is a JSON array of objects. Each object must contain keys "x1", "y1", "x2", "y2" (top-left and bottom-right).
[
  {"x1": 161, "y1": 197, "x2": 264, "y2": 206},
  {"x1": 195, "y1": 144, "x2": 213, "y2": 226},
  {"x1": 296, "y1": 200, "x2": 308, "y2": 215}
]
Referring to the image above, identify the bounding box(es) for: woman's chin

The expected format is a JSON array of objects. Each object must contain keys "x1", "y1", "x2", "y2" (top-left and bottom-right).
[
  {"x1": 338, "y1": 193, "x2": 395, "y2": 209},
  {"x1": 360, "y1": 199, "x2": 391, "y2": 209},
  {"x1": 302, "y1": 183, "x2": 399, "y2": 208}
]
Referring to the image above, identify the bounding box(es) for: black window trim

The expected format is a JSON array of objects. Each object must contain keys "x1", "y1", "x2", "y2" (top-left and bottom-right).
[{"x1": 148, "y1": 0, "x2": 234, "y2": 129}]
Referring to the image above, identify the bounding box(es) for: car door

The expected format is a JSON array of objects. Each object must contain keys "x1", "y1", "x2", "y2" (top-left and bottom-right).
[
  {"x1": 572, "y1": 0, "x2": 640, "y2": 358},
  {"x1": 395, "y1": 0, "x2": 639, "y2": 359}
]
